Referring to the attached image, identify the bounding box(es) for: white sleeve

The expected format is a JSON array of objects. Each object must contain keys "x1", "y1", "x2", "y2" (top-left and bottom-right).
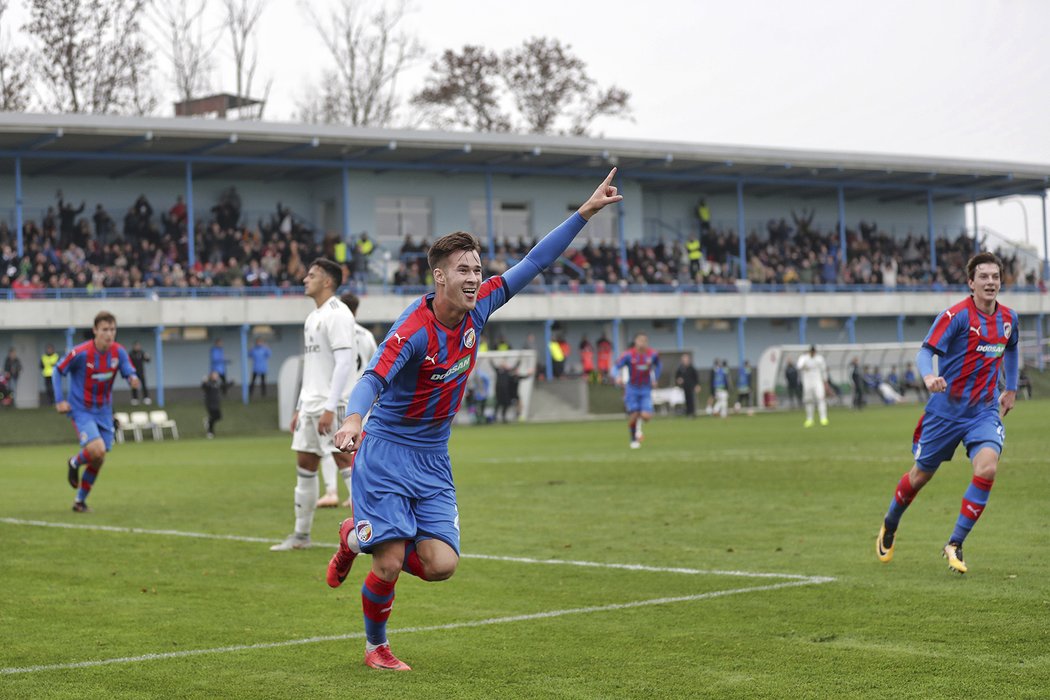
[{"x1": 325, "y1": 348, "x2": 354, "y2": 412}]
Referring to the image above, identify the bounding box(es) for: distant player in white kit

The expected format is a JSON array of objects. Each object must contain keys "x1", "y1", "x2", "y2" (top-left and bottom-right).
[
  {"x1": 271, "y1": 258, "x2": 357, "y2": 550},
  {"x1": 317, "y1": 292, "x2": 379, "y2": 508},
  {"x1": 797, "y1": 344, "x2": 829, "y2": 427}
]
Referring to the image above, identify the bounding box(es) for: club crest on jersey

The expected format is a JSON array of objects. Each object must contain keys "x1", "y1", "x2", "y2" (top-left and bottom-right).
[
  {"x1": 109, "y1": 357, "x2": 118, "y2": 368},
  {"x1": 463, "y1": 327, "x2": 476, "y2": 349},
  {"x1": 1003, "y1": 322, "x2": 1012, "y2": 338},
  {"x1": 356, "y1": 520, "x2": 373, "y2": 544}
]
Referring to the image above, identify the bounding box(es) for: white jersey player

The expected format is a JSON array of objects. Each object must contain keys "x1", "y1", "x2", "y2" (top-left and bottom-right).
[
  {"x1": 797, "y1": 345, "x2": 829, "y2": 427},
  {"x1": 318, "y1": 293, "x2": 379, "y2": 508},
  {"x1": 271, "y1": 259, "x2": 356, "y2": 551}
]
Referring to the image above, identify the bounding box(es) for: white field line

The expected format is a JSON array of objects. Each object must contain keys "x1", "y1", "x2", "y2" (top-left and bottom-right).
[
  {"x1": 0, "y1": 517, "x2": 836, "y2": 676},
  {"x1": 0, "y1": 578, "x2": 832, "y2": 676},
  {"x1": 0, "y1": 518, "x2": 830, "y2": 581}
]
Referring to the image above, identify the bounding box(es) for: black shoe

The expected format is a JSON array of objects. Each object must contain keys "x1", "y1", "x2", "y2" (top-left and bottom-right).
[
  {"x1": 67, "y1": 457, "x2": 80, "y2": 489},
  {"x1": 72, "y1": 501, "x2": 91, "y2": 513}
]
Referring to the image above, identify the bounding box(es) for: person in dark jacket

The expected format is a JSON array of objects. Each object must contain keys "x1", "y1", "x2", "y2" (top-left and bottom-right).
[{"x1": 202, "y1": 371, "x2": 223, "y2": 438}]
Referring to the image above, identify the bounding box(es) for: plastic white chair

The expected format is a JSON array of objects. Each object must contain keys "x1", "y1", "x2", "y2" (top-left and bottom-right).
[
  {"x1": 128, "y1": 411, "x2": 152, "y2": 442},
  {"x1": 148, "y1": 410, "x2": 179, "y2": 440},
  {"x1": 113, "y1": 412, "x2": 135, "y2": 444}
]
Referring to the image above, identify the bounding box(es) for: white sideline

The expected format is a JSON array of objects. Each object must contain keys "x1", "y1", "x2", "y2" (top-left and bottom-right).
[{"x1": 0, "y1": 517, "x2": 836, "y2": 676}]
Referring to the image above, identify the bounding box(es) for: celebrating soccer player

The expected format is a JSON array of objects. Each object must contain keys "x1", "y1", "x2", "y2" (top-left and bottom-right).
[
  {"x1": 876, "y1": 252, "x2": 1019, "y2": 574},
  {"x1": 53, "y1": 311, "x2": 140, "y2": 512},
  {"x1": 327, "y1": 169, "x2": 622, "y2": 671},
  {"x1": 614, "y1": 332, "x2": 661, "y2": 448}
]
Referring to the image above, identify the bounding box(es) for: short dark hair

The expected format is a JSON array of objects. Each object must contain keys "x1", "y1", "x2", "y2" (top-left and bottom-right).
[
  {"x1": 966, "y1": 252, "x2": 1004, "y2": 281},
  {"x1": 340, "y1": 292, "x2": 360, "y2": 315},
  {"x1": 309, "y1": 258, "x2": 344, "y2": 288},
  {"x1": 94, "y1": 311, "x2": 116, "y2": 328},
  {"x1": 427, "y1": 231, "x2": 481, "y2": 272}
]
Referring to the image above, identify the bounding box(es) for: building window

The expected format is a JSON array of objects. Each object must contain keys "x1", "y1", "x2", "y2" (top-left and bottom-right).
[
  {"x1": 470, "y1": 201, "x2": 531, "y2": 244},
  {"x1": 376, "y1": 197, "x2": 431, "y2": 244}
]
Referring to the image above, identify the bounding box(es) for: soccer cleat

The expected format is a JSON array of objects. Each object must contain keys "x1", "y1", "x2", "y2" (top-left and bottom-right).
[
  {"x1": 72, "y1": 501, "x2": 91, "y2": 513},
  {"x1": 341, "y1": 498, "x2": 352, "y2": 508},
  {"x1": 803, "y1": 419, "x2": 814, "y2": 428},
  {"x1": 67, "y1": 457, "x2": 80, "y2": 489},
  {"x1": 820, "y1": 418, "x2": 829, "y2": 426},
  {"x1": 326, "y1": 519, "x2": 358, "y2": 588},
  {"x1": 316, "y1": 492, "x2": 340, "y2": 508},
  {"x1": 629, "y1": 441, "x2": 641, "y2": 449},
  {"x1": 876, "y1": 524, "x2": 895, "y2": 563},
  {"x1": 364, "y1": 644, "x2": 411, "y2": 671},
  {"x1": 269, "y1": 533, "x2": 311, "y2": 551},
  {"x1": 943, "y1": 541, "x2": 967, "y2": 574}
]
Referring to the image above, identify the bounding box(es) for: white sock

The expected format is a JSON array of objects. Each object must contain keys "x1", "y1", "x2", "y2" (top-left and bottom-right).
[
  {"x1": 365, "y1": 640, "x2": 387, "y2": 652},
  {"x1": 805, "y1": 402, "x2": 814, "y2": 422},
  {"x1": 320, "y1": 453, "x2": 338, "y2": 496},
  {"x1": 340, "y1": 467, "x2": 353, "y2": 504},
  {"x1": 818, "y1": 400, "x2": 828, "y2": 422},
  {"x1": 294, "y1": 467, "x2": 318, "y2": 536}
]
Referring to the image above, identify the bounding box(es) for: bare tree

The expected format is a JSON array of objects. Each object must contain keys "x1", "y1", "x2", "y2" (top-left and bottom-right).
[
  {"x1": 221, "y1": 0, "x2": 270, "y2": 119},
  {"x1": 411, "y1": 46, "x2": 509, "y2": 132},
  {"x1": 0, "y1": 0, "x2": 32, "y2": 111},
  {"x1": 297, "y1": 0, "x2": 423, "y2": 127},
  {"x1": 147, "y1": 0, "x2": 215, "y2": 104},
  {"x1": 24, "y1": 0, "x2": 157, "y2": 115},
  {"x1": 414, "y1": 36, "x2": 631, "y2": 136}
]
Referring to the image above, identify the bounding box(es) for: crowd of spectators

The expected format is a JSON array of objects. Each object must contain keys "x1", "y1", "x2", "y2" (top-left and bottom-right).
[{"x1": 1, "y1": 192, "x2": 1040, "y2": 297}]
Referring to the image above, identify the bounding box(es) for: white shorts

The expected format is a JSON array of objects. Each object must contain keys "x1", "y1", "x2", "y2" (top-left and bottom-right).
[
  {"x1": 290, "y1": 408, "x2": 345, "y2": 456},
  {"x1": 803, "y1": 382, "x2": 826, "y2": 402}
]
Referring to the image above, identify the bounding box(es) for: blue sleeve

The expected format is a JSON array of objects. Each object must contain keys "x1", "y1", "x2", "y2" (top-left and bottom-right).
[
  {"x1": 502, "y1": 213, "x2": 588, "y2": 296},
  {"x1": 1002, "y1": 345, "x2": 1019, "y2": 391},
  {"x1": 614, "y1": 353, "x2": 629, "y2": 371},
  {"x1": 653, "y1": 354, "x2": 662, "y2": 380},
  {"x1": 347, "y1": 371, "x2": 384, "y2": 418},
  {"x1": 916, "y1": 346, "x2": 935, "y2": 378},
  {"x1": 52, "y1": 371, "x2": 65, "y2": 404},
  {"x1": 118, "y1": 347, "x2": 137, "y2": 380}
]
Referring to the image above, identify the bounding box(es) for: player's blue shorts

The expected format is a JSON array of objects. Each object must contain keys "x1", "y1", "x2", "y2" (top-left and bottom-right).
[
  {"x1": 350, "y1": 432, "x2": 460, "y2": 555},
  {"x1": 911, "y1": 408, "x2": 1004, "y2": 472},
  {"x1": 624, "y1": 386, "x2": 653, "y2": 414},
  {"x1": 69, "y1": 410, "x2": 115, "y2": 451}
]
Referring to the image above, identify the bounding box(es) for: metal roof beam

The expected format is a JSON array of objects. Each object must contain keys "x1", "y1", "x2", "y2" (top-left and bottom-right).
[
  {"x1": 197, "y1": 138, "x2": 320, "y2": 179},
  {"x1": 15, "y1": 129, "x2": 64, "y2": 151},
  {"x1": 32, "y1": 132, "x2": 154, "y2": 176}
]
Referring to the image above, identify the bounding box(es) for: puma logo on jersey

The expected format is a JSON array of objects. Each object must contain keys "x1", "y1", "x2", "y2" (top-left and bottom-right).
[
  {"x1": 424, "y1": 354, "x2": 437, "y2": 365},
  {"x1": 945, "y1": 309, "x2": 955, "y2": 319},
  {"x1": 970, "y1": 326, "x2": 980, "y2": 335},
  {"x1": 393, "y1": 332, "x2": 406, "y2": 345}
]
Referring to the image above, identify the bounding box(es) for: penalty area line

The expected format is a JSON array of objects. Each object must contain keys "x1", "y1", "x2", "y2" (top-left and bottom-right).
[
  {"x1": 0, "y1": 518, "x2": 834, "y2": 581},
  {"x1": 0, "y1": 576, "x2": 833, "y2": 676}
]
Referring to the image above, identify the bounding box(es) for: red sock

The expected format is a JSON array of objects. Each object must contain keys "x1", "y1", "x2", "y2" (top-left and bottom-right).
[{"x1": 894, "y1": 472, "x2": 917, "y2": 507}]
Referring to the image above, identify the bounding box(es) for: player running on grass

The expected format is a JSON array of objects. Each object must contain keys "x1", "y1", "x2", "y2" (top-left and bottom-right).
[
  {"x1": 53, "y1": 311, "x2": 140, "y2": 512},
  {"x1": 876, "y1": 252, "x2": 1019, "y2": 574},
  {"x1": 326, "y1": 170, "x2": 622, "y2": 671},
  {"x1": 614, "y1": 332, "x2": 660, "y2": 448}
]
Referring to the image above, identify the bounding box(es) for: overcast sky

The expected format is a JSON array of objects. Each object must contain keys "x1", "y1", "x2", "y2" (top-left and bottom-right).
[{"x1": 7, "y1": 0, "x2": 1050, "y2": 250}]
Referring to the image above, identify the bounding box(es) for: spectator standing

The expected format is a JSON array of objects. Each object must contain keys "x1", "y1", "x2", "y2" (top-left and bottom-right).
[
  {"x1": 851, "y1": 357, "x2": 866, "y2": 410},
  {"x1": 4, "y1": 347, "x2": 22, "y2": 402},
  {"x1": 784, "y1": 355, "x2": 802, "y2": 409},
  {"x1": 249, "y1": 338, "x2": 272, "y2": 399},
  {"x1": 210, "y1": 338, "x2": 230, "y2": 395},
  {"x1": 735, "y1": 360, "x2": 753, "y2": 411},
  {"x1": 41, "y1": 343, "x2": 60, "y2": 404},
  {"x1": 674, "y1": 353, "x2": 699, "y2": 417},
  {"x1": 579, "y1": 336, "x2": 596, "y2": 383},
  {"x1": 201, "y1": 371, "x2": 223, "y2": 438},
  {"x1": 129, "y1": 341, "x2": 151, "y2": 405}
]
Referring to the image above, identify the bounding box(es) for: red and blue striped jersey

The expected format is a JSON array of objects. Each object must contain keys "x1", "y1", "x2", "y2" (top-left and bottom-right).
[
  {"x1": 922, "y1": 297, "x2": 1018, "y2": 419},
  {"x1": 615, "y1": 348, "x2": 661, "y2": 388},
  {"x1": 54, "y1": 340, "x2": 136, "y2": 413},
  {"x1": 361, "y1": 276, "x2": 510, "y2": 448}
]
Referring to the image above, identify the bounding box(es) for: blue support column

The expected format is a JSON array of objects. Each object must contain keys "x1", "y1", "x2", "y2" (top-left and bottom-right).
[
  {"x1": 927, "y1": 191, "x2": 936, "y2": 278},
  {"x1": 837, "y1": 186, "x2": 847, "y2": 268},
  {"x1": 846, "y1": 316, "x2": 857, "y2": 344},
  {"x1": 1037, "y1": 314, "x2": 1045, "y2": 371},
  {"x1": 612, "y1": 318, "x2": 622, "y2": 366},
  {"x1": 971, "y1": 194, "x2": 980, "y2": 255},
  {"x1": 341, "y1": 166, "x2": 351, "y2": 242},
  {"x1": 485, "y1": 172, "x2": 495, "y2": 261},
  {"x1": 676, "y1": 316, "x2": 685, "y2": 350},
  {"x1": 617, "y1": 174, "x2": 628, "y2": 280},
  {"x1": 240, "y1": 323, "x2": 250, "y2": 405},
  {"x1": 154, "y1": 326, "x2": 165, "y2": 407},
  {"x1": 65, "y1": 327, "x2": 75, "y2": 353},
  {"x1": 737, "y1": 316, "x2": 747, "y2": 367},
  {"x1": 1041, "y1": 193, "x2": 1049, "y2": 281},
  {"x1": 185, "y1": 162, "x2": 196, "y2": 268},
  {"x1": 14, "y1": 156, "x2": 23, "y2": 257},
  {"x1": 736, "y1": 180, "x2": 746, "y2": 279},
  {"x1": 897, "y1": 314, "x2": 905, "y2": 343},
  {"x1": 799, "y1": 316, "x2": 808, "y2": 345},
  {"x1": 543, "y1": 319, "x2": 554, "y2": 380}
]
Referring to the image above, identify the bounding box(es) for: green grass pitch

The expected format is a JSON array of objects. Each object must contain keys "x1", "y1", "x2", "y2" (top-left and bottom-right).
[{"x1": 2, "y1": 402, "x2": 1049, "y2": 698}]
